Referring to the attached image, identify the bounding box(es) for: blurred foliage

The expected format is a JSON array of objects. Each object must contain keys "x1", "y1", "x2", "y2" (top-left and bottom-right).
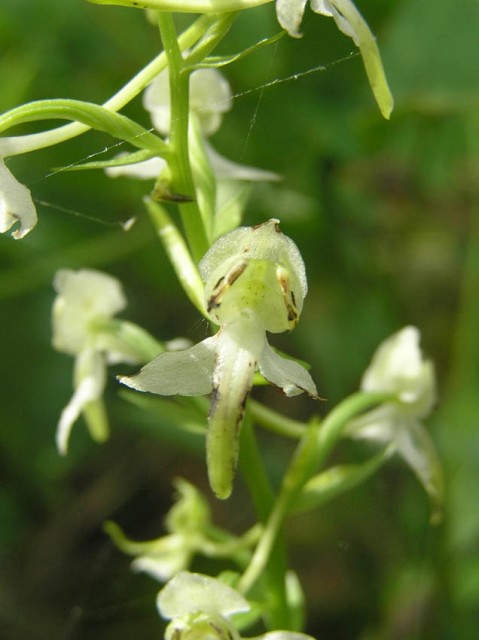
[{"x1": 1, "y1": 0, "x2": 479, "y2": 638}]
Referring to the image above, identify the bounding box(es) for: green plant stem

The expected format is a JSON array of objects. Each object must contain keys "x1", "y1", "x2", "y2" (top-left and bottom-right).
[
  {"x1": 0, "y1": 14, "x2": 217, "y2": 157},
  {"x1": 144, "y1": 197, "x2": 205, "y2": 314},
  {"x1": 185, "y1": 12, "x2": 238, "y2": 67},
  {"x1": 239, "y1": 391, "x2": 392, "y2": 593},
  {"x1": 249, "y1": 399, "x2": 306, "y2": 439},
  {"x1": 156, "y1": 12, "x2": 209, "y2": 261},
  {"x1": 239, "y1": 413, "x2": 275, "y2": 521},
  {"x1": 239, "y1": 412, "x2": 291, "y2": 629}
]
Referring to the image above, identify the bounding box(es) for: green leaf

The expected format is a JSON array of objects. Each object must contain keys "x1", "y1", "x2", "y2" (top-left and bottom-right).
[
  {"x1": 294, "y1": 446, "x2": 393, "y2": 513},
  {"x1": 0, "y1": 99, "x2": 170, "y2": 155},
  {"x1": 87, "y1": 0, "x2": 271, "y2": 12},
  {"x1": 191, "y1": 31, "x2": 285, "y2": 70},
  {"x1": 62, "y1": 149, "x2": 158, "y2": 172}
]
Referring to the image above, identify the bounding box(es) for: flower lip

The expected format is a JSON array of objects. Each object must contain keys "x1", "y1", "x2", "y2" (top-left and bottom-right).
[{"x1": 52, "y1": 268, "x2": 127, "y2": 356}]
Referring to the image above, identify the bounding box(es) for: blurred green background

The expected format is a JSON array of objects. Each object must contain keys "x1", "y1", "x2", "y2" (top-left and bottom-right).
[{"x1": 1, "y1": 0, "x2": 479, "y2": 638}]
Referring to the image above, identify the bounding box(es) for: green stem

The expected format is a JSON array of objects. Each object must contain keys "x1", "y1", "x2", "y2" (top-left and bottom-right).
[
  {"x1": 314, "y1": 391, "x2": 393, "y2": 469},
  {"x1": 0, "y1": 14, "x2": 217, "y2": 157},
  {"x1": 185, "y1": 12, "x2": 238, "y2": 67},
  {"x1": 144, "y1": 197, "x2": 205, "y2": 314},
  {"x1": 249, "y1": 399, "x2": 306, "y2": 439},
  {"x1": 239, "y1": 411, "x2": 291, "y2": 629},
  {"x1": 156, "y1": 12, "x2": 209, "y2": 262},
  {"x1": 239, "y1": 412, "x2": 275, "y2": 520}
]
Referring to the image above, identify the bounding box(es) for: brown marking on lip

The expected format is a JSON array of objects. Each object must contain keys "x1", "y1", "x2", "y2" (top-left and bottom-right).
[{"x1": 209, "y1": 386, "x2": 220, "y2": 416}]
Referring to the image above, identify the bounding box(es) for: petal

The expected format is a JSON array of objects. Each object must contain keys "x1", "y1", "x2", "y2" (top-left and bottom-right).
[
  {"x1": 56, "y1": 349, "x2": 106, "y2": 455},
  {"x1": 157, "y1": 571, "x2": 250, "y2": 620},
  {"x1": 213, "y1": 181, "x2": 249, "y2": 239},
  {"x1": 361, "y1": 326, "x2": 436, "y2": 418},
  {"x1": 0, "y1": 158, "x2": 37, "y2": 239},
  {"x1": 131, "y1": 536, "x2": 192, "y2": 582},
  {"x1": 311, "y1": 0, "x2": 394, "y2": 119},
  {"x1": 276, "y1": 0, "x2": 309, "y2": 38},
  {"x1": 189, "y1": 69, "x2": 232, "y2": 136},
  {"x1": 205, "y1": 140, "x2": 281, "y2": 182},
  {"x1": 165, "y1": 477, "x2": 211, "y2": 533},
  {"x1": 132, "y1": 549, "x2": 191, "y2": 582},
  {"x1": 52, "y1": 269, "x2": 127, "y2": 356},
  {"x1": 346, "y1": 406, "x2": 443, "y2": 521},
  {"x1": 395, "y1": 420, "x2": 443, "y2": 518},
  {"x1": 143, "y1": 69, "x2": 171, "y2": 136},
  {"x1": 362, "y1": 327, "x2": 422, "y2": 391},
  {"x1": 259, "y1": 342, "x2": 318, "y2": 398},
  {"x1": 119, "y1": 337, "x2": 216, "y2": 396},
  {"x1": 345, "y1": 403, "x2": 398, "y2": 444},
  {"x1": 312, "y1": 0, "x2": 355, "y2": 39},
  {"x1": 144, "y1": 68, "x2": 232, "y2": 137}
]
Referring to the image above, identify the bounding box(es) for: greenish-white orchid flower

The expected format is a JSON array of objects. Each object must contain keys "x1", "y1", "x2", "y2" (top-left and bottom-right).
[
  {"x1": 52, "y1": 268, "x2": 141, "y2": 454},
  {"x1": 105, "y1": 479, "x2": 212, "y2": 581},
  {"x1": 158, "y1": 571, "x2": 316, "y2": 640},
  {"x1": 106, "y1": 478, "x2": 260, "y2": 581},
  {"x1": 106, "y1": 67, "x2": 278, "y2": 184},
  {"x1": 120, "y1": 220, "x2": 318, "y2": 499},
  {"x1": 346, "y1": 326, "x2": 443, "y2": 518},
  {"x1": 145, "y1": 66, "x2": 232, "y2": 137},
  {"x1": 0, "y1": 158, "x2": 37, "y2": 239},
  {"x1": 276, "y1": 0, "x2": 393, "y2": 118}
]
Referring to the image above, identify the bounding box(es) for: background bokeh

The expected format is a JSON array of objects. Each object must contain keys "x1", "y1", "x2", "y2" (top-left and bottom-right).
[{"x1": 1, "y1": 1, "x2": 479, "y2": 638}]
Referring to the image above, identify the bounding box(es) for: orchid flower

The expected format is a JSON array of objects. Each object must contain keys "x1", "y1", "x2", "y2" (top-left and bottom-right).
[
  {"x1": 157, "y1": 571, "x2": 316, "y2": 640},
  {"x1": 105, "y1": 479, "x2": 212, "y2": 581},
  {"x1": 276, "y1": 0, "x2": 393, "y2": 118},
  {"x1": 52, "y1": 268, "x2": 141, "y2": 454},
  {"x1": 120, "y1": 219, "x2": 318, "y2": 499},
  {"x1": 105, "y1": 478, "x2": 261, "y2": 581},
  {"x1": 346, "y1": 326, "x2": 443, "y2": 517},
  {"x1": 106, "y1": 67, "x2": 278, "y2": 184},
  {"x1": 0, "y1": 159, "x2": 37, "y2": 239}
]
